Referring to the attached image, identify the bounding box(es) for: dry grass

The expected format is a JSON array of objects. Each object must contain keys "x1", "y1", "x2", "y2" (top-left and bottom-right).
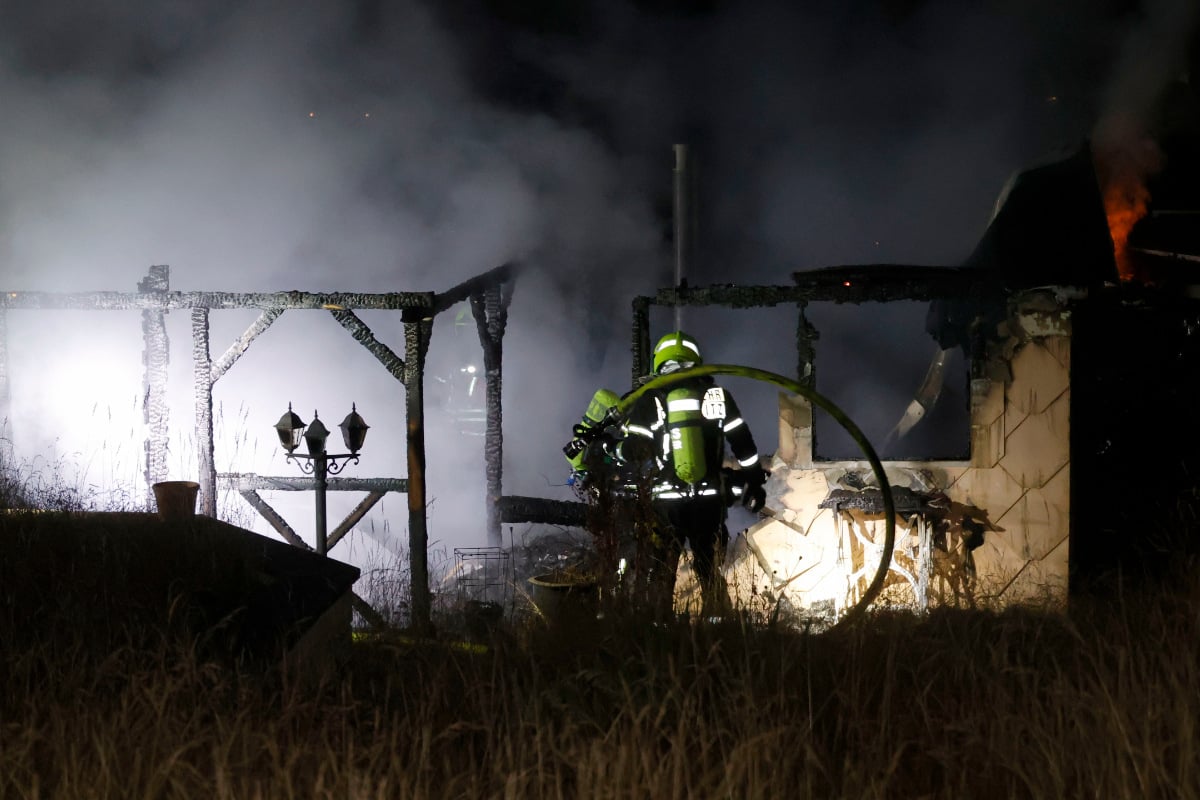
[
  {"x1": 4, "y1": 449, "x2": 1199, "y2": 798},
  {"x1": 3, "y1": 566, "x2": 1199, "y2": 799}
]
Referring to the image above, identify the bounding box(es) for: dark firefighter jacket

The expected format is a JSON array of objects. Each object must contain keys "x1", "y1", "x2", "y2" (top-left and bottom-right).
[{"x1": 619, "y1": 374, "x2": 760, "y2": 500}]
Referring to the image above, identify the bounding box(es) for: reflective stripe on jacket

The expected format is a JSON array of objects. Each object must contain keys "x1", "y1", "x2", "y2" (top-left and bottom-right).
[{"x1": 620, "y1": 375, "x2": 759, "y2": 498}]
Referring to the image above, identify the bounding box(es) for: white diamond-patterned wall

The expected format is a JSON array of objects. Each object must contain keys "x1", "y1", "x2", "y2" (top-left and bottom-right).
[
  {"x1": 999, "y1": 386, "x2": 1070, "y2": 489},
  {"x1": 968, "y1": 335, "x2": 1071, "y2": 605},
  {"x1": 725, "y1": 291, "x2": 1073, "y2": 619}
]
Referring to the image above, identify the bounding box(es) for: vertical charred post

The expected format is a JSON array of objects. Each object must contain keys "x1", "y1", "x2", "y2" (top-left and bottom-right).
[
  {"x1": 969, "y1": 314, "x2": 988, "y2": 381},
  {"x1": 192, "y1": 307, "x2": 217, "y2": 517},
  {"x1": 632, "y1": 296, "x2": 651, "y2": 383},
  {"x1": 139, "y1": 266, "x2": 170, "y2": 507},
  {"x1": 0, "y1": 307, "x2": 10, "y2": 466},
  {"x1": 403, "y1": 308, "x2": 433, "y2": 634},
  {"x1": 470, "y1": 281, "x2": 513, "y2": 548},
  {"x1": 795, "y1": 301, "x2": 818, "y2": 389}
]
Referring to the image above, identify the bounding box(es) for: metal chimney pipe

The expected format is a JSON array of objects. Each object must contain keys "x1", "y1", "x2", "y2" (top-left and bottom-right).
[{"x1": 672, "y1": 143, "x2": 691, "y2": 331}]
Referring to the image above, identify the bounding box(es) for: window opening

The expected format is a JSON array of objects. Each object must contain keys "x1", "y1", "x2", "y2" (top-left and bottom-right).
[{"x1": 807, "y1": 300, "x2": 970, "y2": 461}]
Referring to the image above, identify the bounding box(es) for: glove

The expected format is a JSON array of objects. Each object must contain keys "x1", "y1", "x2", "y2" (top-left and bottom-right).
[
  {"x1": 740, "y1": 465, "x2": 768, "y2": 513},
  {"x1": 742, "y1": 483, "x2": 767, "y2": 513}
]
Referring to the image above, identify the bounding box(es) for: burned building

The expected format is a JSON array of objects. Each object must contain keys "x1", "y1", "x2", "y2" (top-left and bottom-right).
[
  {"x1": 3, "y1": 131, "x2": 1196, "y2": 631},
  {"x1": 644, "y1": 141, "x2": 1200, "y2": 620}
]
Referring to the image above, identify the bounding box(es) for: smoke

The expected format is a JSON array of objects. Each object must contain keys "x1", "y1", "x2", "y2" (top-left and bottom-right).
[
  {"x1": 1093, "y1": 0, "x2": 1198, "y2": 149},
  {"x1": 0, "y1": 0, "x2": 659, "y2": 562},
  {"x1": 0, "y1": 1, "x2": 659, "y2": 293},
  {"x1": 1, "y1": 0, "x2": 1184, "y2": 561},
  {"x1": 507, "y1": 0, "x2": 1132, "y2": 276},
  {"x1": 1091, "y1": 0, "x2": 1198, "y2": 279},
  {"x1": 483, "y1": 0, "x2": 1161, "y2": 455}
]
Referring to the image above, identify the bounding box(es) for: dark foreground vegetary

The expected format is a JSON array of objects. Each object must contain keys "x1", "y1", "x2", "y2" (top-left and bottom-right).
[
  {"x1": 4, "y1": 561, "x2": 1199, "y2": 799},
  {"x1": 3, "y1": 467, "x2": 1197, "y2": 798}
]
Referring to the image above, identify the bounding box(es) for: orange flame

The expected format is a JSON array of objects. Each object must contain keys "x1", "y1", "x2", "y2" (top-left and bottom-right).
[
  {"x1": 1096, "y1": 127, "x2": 1159, "y2": 283},
  {"x1": 1103, "y1": 174, "x2": 1150, "y2": 281}
]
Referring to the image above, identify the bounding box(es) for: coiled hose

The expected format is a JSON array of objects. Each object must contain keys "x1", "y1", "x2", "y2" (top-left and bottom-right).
[{"x1": 616, "y1": 364, "x2": 895, "y2": 628}]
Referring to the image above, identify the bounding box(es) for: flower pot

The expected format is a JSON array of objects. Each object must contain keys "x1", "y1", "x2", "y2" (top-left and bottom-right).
[
  {"x1": 527, "y1": 572, "x2": 599, "y2": 623},
  {"x1": 153, "y1": 481, "x2": 200, "y2": 521}
]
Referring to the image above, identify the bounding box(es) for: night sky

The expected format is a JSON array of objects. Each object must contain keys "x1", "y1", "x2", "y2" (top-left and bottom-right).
[{"x1": 1, "y1": 0, "x2": 1196, "y2": 554}]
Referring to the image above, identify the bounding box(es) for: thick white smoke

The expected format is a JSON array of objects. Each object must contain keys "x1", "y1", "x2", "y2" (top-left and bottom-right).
[
  {"x1": 1, "y1": 0, "x2": 1189, "y2": 570},
  {"x1": 0, "y1": 0, "x2": 659, "y2": 566}
]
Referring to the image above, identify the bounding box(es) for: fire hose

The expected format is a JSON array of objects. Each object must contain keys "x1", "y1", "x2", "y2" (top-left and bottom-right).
[{"x1": 611, "y1": 364, "x2": 895, "y2": 629}]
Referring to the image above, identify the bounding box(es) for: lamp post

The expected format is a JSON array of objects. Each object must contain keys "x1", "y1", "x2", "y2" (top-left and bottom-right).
[{"x1": 274, "y1": 403, "x2": 369, "y2": 555}]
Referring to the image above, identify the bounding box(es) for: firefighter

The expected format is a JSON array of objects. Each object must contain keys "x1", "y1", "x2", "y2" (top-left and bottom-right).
[
  {"x1": 618, "y1": 330, "x2": 767, "y2": 616},
  {"x1": 433, "y1": 306, "x2": 488, "y2": 436},
  {"x1": 563, "y1": 388, "x2": 623, "y2": 487},
  {"x1": 562, "y1": 387, "x2": 649, "y2": 591}
]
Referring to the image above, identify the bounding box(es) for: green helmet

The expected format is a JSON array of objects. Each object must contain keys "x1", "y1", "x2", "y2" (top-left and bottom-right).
[{"x1": 652, "y1": 330, "x2": 702, "y2": 374}]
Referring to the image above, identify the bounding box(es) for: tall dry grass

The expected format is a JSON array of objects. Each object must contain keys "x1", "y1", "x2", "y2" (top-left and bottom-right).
[
  {"x1": 4, "y1": 442, "x2": 1199, "y2": 798},
  {"x1": 4, "y1": 567, "x2": 1199, "y2": 799}
]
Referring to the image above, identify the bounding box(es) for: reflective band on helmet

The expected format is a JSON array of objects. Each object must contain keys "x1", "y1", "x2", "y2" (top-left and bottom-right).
[
  {"x1": 667, "y1": 398, "x2": 701, "y2": 412},
  {"x1": 723, "y1": 417, "x2": 744, "y2": 432},
  {"x1": 625, "y1": 424, "x2": 653, "y2": 438},
  {"x1": 739, "y1": 454, "x2": 760, "y2": 468},
  {"x1": 655, "y1": 337, "x2": 701, "y2": 355}
]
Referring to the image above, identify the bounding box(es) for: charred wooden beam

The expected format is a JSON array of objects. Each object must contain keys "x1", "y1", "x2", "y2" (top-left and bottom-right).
[
  {"x1": 402, "y1": 308, "x2": 434, "y2": 635},
  {"x1": 0, "y1": 307, "x2": 10, "y2": 464},
  {"x1": 431, "y1": 262, "x2": 517, "y2": 316},
  {"x1": 1130, "y1": 246, "x2": 1200, "y2": 265},
  {"x1": 227, "y1": 476, "x2": 398, "y2": 554},
  {"x1": 795, "y1": 301, "x2": 817, "y2": 389},
  {"x1": 630, "y1": 269, "x2": 994, "y2": 405},
  {"x1": 328, "y1": 309, "x2": 406, "y2": 382},
  {"x1": 192, "y1": 308, "x2": 217, "y2": 516},
  {"x1": 0, "y1": 290, "x2": 435, "y2": 312},
  {"x1": 210, "y1": 308, "x2": 284, "y2": 383},
  {"x1": 351, "y1": 593, "x2": 388, "y2": 631},
  {"x1": 636, "y1": 268, "x2": 990, "y2": 311},
  {"x1": 238, "y1": 488, "x2": 310, "y2": 549},
  {"x1": 498, "y1": 495, "x2": 589, "y2": 527},
  {"x1": 328, "y1": 490, "x2": 388, "y2": 551},
  {"x1": 790, "y1": 266, "x2": 991, "y2": 303},
  {"x1": 470, "y1": 283, "x2": 513, "y2": 548},
  {"x1": 216, "y1": 473, "x2": 407, "y2": 492},
  {"x1": 139, "y1": 266, "x2": 171, "y2": 503},
  {"x1": 632, "y1": 296, "x2": 652, "y2": 384},
  {"x1": 652, "y1": 283, "x2": 809, "y2": 309},
  {"x1": 818, "y1": 486, "x2": 930, "y2": 515},
  {"x1": 917, "y1": 518, "x2": 932, "y2": 611}
]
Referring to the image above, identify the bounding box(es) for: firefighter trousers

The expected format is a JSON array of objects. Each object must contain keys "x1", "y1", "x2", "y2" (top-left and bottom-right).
[{"x1": 647, "y1": 494, "x2": 731, "y2": 617}]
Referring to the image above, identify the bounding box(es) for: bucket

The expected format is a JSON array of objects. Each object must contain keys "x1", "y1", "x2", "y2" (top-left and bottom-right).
[
  {"x1": 527, "y1": 572, "x2": 599, "y2": 623},
  {"x1": 153, "y1": 481, "x2": 200, "y2": 521}
]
